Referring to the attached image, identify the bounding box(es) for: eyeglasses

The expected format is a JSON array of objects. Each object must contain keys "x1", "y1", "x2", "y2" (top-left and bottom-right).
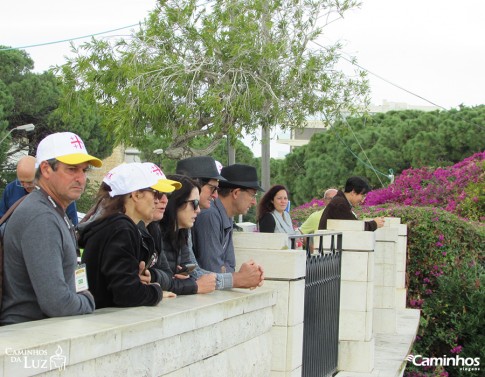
[
  {"x1": 241, "y1": 189, "x2": 258, "y2": 200},
  {"x1": 205, "y1": 182, "x2": 219, "y2": 195},
  {"x1": 184, "y1": 199, "x2": 200, "y2": 211},
  {"x1": 140, "y1": 189, "x2": 170, "y2": 201},
  {"x1": 17, "y1": 180, "x2": 36, "y2": 189}
]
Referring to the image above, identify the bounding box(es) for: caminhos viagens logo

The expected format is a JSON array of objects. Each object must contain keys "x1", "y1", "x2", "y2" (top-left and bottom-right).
[{"x1": 406, "y1": 354, "x2": 481, "y2": 372}]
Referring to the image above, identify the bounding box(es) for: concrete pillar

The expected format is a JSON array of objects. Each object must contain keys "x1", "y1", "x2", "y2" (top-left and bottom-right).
[
  {"x1": 395, "y1": 223, "x2": 408, "y2": 309},
  {"x1": 321, "y1": 220, "x2": 376, "y2": 373},
  {"x1": 373, "y1": 218, "x2": 399, "y2": 334},
  {"x1": 233, "y1": 232, "x2": 306, "y2": 377}
]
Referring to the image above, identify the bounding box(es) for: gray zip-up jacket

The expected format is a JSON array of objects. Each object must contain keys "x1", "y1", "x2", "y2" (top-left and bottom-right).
[{"x1": 1, "y1": 189, "x2": 95, "y2": 325}]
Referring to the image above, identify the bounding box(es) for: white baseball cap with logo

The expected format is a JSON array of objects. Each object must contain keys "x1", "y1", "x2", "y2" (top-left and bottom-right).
[
  {"x1": 103, "y1": 162, "x2": 181, "y2": 197},
  {"x1": 35, "y1": 132, "x2": 102, "y2": 168}
]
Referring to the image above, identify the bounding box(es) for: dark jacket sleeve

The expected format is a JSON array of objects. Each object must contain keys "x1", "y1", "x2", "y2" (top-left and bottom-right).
[
  {"x1": 99, "y1": 225, "x2": 162, "y2": 307},
  {"x1": 154, "y1": 231, "x2": 199, "y2": 295},
  {"x1": 150, "y1": 248, "x2": 174, "y2": 291},
  {"x1": 150, "y1": 249, "x2": 198, "y2": 294},
  {"x1": 258, "y1": 213, "x2": 276, "y2": 233},
  {"x1": 148, "y1": 224, "x2": 175, "y2": 290},
  {"x1": 364, "y1": 220, "x2": 378, "y2": 231}
]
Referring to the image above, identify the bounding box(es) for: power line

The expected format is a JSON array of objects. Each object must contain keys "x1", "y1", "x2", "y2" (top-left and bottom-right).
[
  {"x1": 338, "y1": 55, "x2": 447, "y2": 110},
  {"x1": 341, "y1": 115, "x2": 386, "y2": 186},
  {"x1": 333, "y1": 127, "x2": 393, "y2": 184},
  {"x1": 0, "y1": 23, "x2": 142, "y2": 52}
]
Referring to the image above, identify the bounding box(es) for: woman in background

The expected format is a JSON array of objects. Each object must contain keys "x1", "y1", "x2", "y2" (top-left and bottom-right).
[{"x1": 257, "y1": 185, "x2": 297, "y2": 235}]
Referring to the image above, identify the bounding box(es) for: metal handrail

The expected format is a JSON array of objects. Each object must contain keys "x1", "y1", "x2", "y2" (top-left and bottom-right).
[{"x1": 288, "y1": 231, "x2": 343, "y2": 256}]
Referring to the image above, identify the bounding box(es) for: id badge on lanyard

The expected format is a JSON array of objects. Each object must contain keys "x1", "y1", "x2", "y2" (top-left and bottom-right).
[{"x1": 75, "y1": 263, "x2": 89, "y2": 292}]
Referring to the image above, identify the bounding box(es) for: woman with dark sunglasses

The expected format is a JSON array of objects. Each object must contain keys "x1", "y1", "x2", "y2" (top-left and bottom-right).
[{"x1": 149, "y1": 174, "x2": 216, "y2": 295}]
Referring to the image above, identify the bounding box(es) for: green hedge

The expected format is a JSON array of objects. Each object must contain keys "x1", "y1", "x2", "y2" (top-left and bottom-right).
[{"x1": 360, "y1": 205, "x2": 484, "y2": 377}]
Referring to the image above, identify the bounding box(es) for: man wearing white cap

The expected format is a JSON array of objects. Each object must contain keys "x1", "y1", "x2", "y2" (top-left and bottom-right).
[
  {"x1": 0, "y1": 132, "x2": 102, "y2": 325},
  {"x1": 0, "y1": 155, "x2": 79, "y2": 226}
]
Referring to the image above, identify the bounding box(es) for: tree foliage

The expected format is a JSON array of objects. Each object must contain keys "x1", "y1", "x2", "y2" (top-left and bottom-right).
[
  {"x1": 282, "y1": 106, "x2": 485, "y2": 205},
  {"x1": 0, "y1": 47, "x2": 115, "y2": 180},
  {"x1": 141, "y1": 135, "x2": 258, "y2": 174},
  {"x1": 55, "y1": 0, "x2": 367, "y2": 159}
]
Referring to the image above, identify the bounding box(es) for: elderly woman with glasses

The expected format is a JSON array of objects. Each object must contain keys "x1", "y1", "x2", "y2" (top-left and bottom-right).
[
  {"x1": 149, "y1": 174, "x2": 216, "y2": 295},
  {"x1": 78, "y1": 162, "x2": 181, "y2": 308}
]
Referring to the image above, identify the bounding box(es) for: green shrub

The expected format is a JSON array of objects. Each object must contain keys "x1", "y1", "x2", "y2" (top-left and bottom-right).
[{"x1": 360, "y1": 205, "x2": 484, "y2": 376}]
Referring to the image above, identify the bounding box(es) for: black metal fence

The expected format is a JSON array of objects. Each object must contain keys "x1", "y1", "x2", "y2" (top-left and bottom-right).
[{"x1": 290, "y1": 232, "x2": 343, "y2": 377}]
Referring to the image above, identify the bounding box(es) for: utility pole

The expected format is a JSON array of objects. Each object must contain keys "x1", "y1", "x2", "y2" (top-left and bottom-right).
[
  {"x1": 261, "y1": 126, "x2": 271, "y2": 190},
  {"x1": 227, "y1": 137, "x2": 235, "y2": 165},
  {"x1": 260, "y1": 0, "x2": 271, "y2": 191}
]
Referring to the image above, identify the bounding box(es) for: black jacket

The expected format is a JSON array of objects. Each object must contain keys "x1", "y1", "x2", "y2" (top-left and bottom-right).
[
  {"x1": 258, "y1": 212, "x2": 276, "y2": 233},
  {"x1": 318, "y1": 190, "x2": 377, "y2": 231},
  {"x1": 147, "y1": 222, "x2": 198, "y2": 295},
  {"x1": 78, "y1": 213, "x2": 162, "y2": 309}
]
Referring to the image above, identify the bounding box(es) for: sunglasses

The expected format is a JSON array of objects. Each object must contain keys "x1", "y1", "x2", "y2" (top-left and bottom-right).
[
  {"x1": 184, "y1": 199, "x2": 200, "y2": 211},
  {"x1": 140, "y1": 189, "x2": 170, "y2": 201}
]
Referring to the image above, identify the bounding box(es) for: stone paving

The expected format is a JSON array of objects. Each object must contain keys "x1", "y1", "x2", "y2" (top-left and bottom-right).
[{"x1": 335, "y1": 308, "x2": 420, "y2": 377}]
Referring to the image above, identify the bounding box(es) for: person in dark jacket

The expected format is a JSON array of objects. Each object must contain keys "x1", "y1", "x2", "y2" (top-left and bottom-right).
[
  {"x1": 318, "y1": 176, "x2": 385, "y2": 231},
  {"x1": 78, "y1": 162, "x2": 181, "y2": 309},
  {"x1": 149, "y1": 175, "x2": 216, "y2": 295}
]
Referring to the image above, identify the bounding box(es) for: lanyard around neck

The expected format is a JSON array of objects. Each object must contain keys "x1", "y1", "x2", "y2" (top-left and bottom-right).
[{"x1": 38, "y1": 188, "x2": 79, "y2": 254}]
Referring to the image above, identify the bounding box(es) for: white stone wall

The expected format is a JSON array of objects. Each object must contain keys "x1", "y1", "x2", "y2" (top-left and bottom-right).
[{"x1": 0, "y1": 290, "x2": 276, "y2": 377}]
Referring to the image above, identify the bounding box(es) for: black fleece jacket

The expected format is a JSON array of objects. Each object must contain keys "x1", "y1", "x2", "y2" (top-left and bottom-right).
[{"x1": 78, "y1": 213, "x2": 162, "y2": 309}]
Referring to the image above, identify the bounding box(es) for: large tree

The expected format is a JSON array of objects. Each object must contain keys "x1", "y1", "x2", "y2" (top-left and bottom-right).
[{"x1": 56, "y1": 0, "x2": 367, "y2": 159}]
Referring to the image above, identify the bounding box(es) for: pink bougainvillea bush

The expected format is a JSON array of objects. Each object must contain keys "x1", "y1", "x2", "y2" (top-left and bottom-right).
[{"x1": 364, "y1": 150, "x2": 485, "y2": 222}]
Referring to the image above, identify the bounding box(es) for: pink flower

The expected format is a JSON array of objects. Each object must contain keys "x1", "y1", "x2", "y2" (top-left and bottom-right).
[{"x1": 450, "y1": 345, "x2": 463, "y2": 354}]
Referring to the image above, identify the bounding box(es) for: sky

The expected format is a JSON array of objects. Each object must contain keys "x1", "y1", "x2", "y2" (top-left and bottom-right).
[{"x1": 1, "y1": 0, "x2": 484, "y2": 157}]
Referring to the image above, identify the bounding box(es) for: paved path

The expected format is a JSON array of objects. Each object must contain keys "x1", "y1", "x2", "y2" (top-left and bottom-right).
[{"x1": 335, "y1": 308, "x2": 420, "y2": 377}]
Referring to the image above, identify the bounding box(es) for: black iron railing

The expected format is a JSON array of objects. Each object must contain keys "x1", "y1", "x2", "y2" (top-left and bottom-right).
[{"x1": 289, "y1": 232, "x2": 343, "y2": 377}]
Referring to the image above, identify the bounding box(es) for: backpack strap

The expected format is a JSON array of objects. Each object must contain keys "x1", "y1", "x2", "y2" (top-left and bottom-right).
[
  {"x1": 0, "y1": 195, "x2": 27, "y2": 226},
  {"x1": 1, "y1": 195, "x2": 27, "y2": 314}
]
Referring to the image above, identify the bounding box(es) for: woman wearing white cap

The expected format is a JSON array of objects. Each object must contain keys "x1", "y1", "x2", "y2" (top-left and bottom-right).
[{"x1": 78, "y1": 162, "x2": 181, "y2": 308}]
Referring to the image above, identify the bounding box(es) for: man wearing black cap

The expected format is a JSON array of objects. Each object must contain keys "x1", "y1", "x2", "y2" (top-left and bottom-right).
[
  {"x1": 176, "y1": 156, "x2": 226, "y2": 209},
  {"x1": 193, "y1": 164, "x2": 264, "y2": 288},
  {"x1": 177, "y1": 158, "x2": 264, "y2": 289}
]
